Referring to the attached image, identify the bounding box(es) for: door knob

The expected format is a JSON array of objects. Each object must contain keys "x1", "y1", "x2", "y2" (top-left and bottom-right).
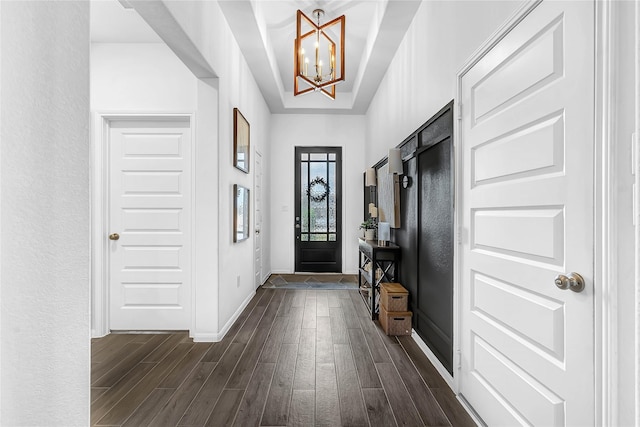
[
  {"x1": 109, "y1": 233, "x2": 120, "y2": 241},
  {"x1": 554, "y1": 272, "x2": 585, "y2": 293}
]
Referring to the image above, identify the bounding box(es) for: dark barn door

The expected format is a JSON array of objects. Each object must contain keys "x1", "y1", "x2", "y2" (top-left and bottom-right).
[
  {"x1": 294, "y1": 147, "x2": 342, "y2": 272},
  {"x1": 391, "y1": 102, "x2": 454, "y2": 374},
  {"x1": 416, "y1": 137, "x2": 454, "y2": 373}
]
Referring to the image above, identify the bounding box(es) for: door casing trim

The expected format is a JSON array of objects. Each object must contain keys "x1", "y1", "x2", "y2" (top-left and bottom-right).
[
  {"x1": 635, "y1": 2, "x2": 640, "y2": 424},
  {"x1": 453, "y1": 0, "x2": 613, "y2": 424},
  {"x1": 254, "y1": 149, "x2": 269, "y2": 288},
  {"x1": 91, "y1": 112, "x2": 196, "y2": 338},
  {"x1": 594, "y1": 0, "x2": 616, "y2": 424}
]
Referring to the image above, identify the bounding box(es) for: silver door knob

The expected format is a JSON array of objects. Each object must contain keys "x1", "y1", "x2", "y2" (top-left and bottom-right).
[
  {"x1": 554, "y1": 272, "x2": 585, "y2": 293},
  {"x1": 109, "y1": 233, "x2": 120, "y2": 241}
]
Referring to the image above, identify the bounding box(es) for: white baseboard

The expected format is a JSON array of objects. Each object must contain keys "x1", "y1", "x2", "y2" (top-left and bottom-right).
[
  {"x1": 192, "y1": 332, "x2": 220, "y2": 342},
  {"x1": 456, "y1": 393, "x2": 485, "y2": 426},
  {"x1": 261, "y1": 270, "x2": 271, "y2": 286},
  {"x1": 193, "y1": 290, "x2": 256, "y2": 342},
  {"x1": 411, "y1": 329, "x2": 454, "y2": 390},
  {"x1": 411, "y1": 330, "x2": 484, "y2": 426},
  {"x1": 91, "y1": 329, "x2": 108, "y2": 339}
]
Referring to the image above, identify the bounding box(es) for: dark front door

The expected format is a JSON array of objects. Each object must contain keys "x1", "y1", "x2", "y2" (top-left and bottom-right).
[{"x1": 294, "y1": 147, "x2": 342, "y2": 272}]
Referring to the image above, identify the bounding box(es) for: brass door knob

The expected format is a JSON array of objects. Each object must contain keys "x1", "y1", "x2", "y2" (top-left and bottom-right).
[{"x1": 109, "y1": 233, "x2": 120, "y2": 241}]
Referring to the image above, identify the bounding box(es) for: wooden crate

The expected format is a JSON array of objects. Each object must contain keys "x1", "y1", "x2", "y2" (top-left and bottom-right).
[
  {"x1": 379, "y1": 305, "x2": 412, "y2": 336},
  {"x1": 380, "y1": 282, "x2": 408, "y2": 312}
]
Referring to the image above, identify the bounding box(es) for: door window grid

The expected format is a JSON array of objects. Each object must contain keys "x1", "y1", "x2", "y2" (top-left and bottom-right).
[{"x1": 300, "y1": 154, "x2": 337, "y2": 242}]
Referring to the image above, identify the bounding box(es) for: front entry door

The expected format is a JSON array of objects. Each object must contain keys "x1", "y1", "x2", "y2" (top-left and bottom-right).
[
  {"x1": 459, "y1": 1, "x2": 594, "y2": 425},
  {"x1": 108, "y1": 118, "x2": 192, "y2": 330},
  {"x1": 295, "y1": 147, "x2": 342, "y2": 272}
]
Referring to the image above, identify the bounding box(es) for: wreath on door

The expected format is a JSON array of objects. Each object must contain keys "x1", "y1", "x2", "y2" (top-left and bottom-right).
[{"x1": 307, "y1": 176, "x2": 330, "y2": 202}]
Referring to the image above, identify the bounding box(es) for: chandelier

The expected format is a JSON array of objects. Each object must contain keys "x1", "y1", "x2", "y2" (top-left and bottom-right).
[{"x1": 294, "y1": 9, "x2": 345, "y2": 99}]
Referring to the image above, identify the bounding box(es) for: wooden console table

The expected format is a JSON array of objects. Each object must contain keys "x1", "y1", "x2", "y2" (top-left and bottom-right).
[{"x1": 357, "y1": 239, "x2": 400, "y2": 319}]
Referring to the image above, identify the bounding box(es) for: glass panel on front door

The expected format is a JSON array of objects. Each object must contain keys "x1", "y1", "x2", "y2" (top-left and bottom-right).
[
  {"x1": 301, "y1": 153, "x2": 336, "y2": 242},
  {"x1": 295, "y1": 147, "x2": 342, "y2": 272}
]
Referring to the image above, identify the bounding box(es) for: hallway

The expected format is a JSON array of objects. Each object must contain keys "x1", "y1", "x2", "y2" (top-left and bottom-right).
[{"x1": 91, "y1": 287, "x2": 474, "y2": 426}]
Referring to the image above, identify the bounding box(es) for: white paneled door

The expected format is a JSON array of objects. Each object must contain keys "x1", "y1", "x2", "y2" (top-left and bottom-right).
[
  {"x1": 459, "y1": 1, "x2": 594, "y2": 426},
  {"x1": 109, "y1": 118, "x2": 191, "y2": 330},
  {"x1": 255, "y1": 151, "x2": 264, "y2": 288}
]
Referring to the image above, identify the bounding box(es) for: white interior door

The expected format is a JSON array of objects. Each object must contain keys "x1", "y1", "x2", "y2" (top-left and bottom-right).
[
  {"x1": 459, "y1": 1, "x2": 594, "y2": 425},
  {"x1": 254, "y1": 151, "x2": 263, "y2": 288},
  {"x1": 109, "y1": 118, "x2": 192, "y2": 330}
]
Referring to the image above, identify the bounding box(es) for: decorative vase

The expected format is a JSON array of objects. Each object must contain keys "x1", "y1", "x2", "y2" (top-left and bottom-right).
[{"x1": 364, "y1": 229, "x2": 376, "y2": 240}]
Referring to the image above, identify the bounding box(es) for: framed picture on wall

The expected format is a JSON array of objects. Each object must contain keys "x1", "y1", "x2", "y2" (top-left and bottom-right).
[
  {"x1": 233, "y1": 108, "x2": 250, "y2": 173},
  {"x1": 233, "y1": 184, "x2": 250, "y2": 242}
]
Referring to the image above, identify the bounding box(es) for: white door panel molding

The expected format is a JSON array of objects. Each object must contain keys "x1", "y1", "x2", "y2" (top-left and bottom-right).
[{"x1": 457, "y1": 1, "x2": 596, "y2": 425}]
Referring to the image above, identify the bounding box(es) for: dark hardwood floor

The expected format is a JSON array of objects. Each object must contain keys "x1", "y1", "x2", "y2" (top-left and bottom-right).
[{"x1": 91, "y1": 288, "x2": 476, "y2": 426}]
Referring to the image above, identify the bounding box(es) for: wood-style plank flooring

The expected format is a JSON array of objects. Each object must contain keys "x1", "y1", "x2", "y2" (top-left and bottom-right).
[{"x1": 91, "y1": 288, "x2": 476, "y2": 426}]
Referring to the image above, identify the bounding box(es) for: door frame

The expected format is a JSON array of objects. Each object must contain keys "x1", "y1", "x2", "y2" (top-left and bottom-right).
[
  {"x1": 635, "y1": 3, "x2": 640, "y2": 424},
  {"x1": 254, "y1": 149, "x2": 267, "y2": 288},
  {"x1": 91, "y1": 112, "x2": 196, "y2": 338},
  {"x1": 453, "y1": 0, "x2": 615, "y2": 424}
]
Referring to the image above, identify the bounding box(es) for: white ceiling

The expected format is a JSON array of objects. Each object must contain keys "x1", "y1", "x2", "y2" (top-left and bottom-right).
[{"x1": 90, "y1": 0, "x2": 421, "y2": 114}]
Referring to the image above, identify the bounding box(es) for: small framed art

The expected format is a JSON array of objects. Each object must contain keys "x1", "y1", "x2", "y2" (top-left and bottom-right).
[
  {"x1": 233, "y1": 108, "x2": 250, "y2": 173},
  {"x1": 234, "y1": 184, "x2": 250, "y2": 242}
]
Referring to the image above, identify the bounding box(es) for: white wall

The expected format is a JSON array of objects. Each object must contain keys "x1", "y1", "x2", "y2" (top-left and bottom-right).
[
  {"x1": 1, "y1": 2, "x2": 90, "y2": 425},
  {"x1": 193, "y1": 77, "x2": 221, "y2": 340},
  {"x1": 214, "y1": 27, "x2": 272, "y2": 329},
  {"x1": 270, "y1": 114, "x2": 365, "y2": 274},
  {"x1": 132, "y1": 1, "x2": 273, "y2": 335},
  {"x1": 89, "y1": 35, "x2": 272, "y2": 340},
  {"x1": 90, "y1": 42, "x2": 212, "y2": 336},
  {"x1": 91, "y1": 43, "x2": 197, "y2": 111},
  {"x1": 366, "y1": 1, "x2": 640, "y2": 424},
  {"x1": 365, "y1": 1, "x2": 521, "y2": 165}
]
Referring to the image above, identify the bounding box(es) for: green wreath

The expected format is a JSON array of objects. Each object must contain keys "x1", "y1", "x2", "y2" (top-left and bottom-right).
[{"x1": 307, "y1": 176, "x2": 330, "y2": 202}]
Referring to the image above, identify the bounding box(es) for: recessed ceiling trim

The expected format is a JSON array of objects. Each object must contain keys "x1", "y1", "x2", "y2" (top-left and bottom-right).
[
  {"x1": 351, "y1": 0, "x2": 422, "y2": 111},
  {"x1": 219, "y1": 1, "x2": 287, "y2": 110},
  {"x1": 220, "y1": 0, "x2": 422, "y2": 114}
]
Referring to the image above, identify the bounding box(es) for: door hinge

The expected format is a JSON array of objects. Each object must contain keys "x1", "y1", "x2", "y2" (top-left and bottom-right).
[
  {"x1": 457, "y1": 349, "x2": 462, "y2": 370},
  {"x1": 457, "y1": 103, "x2": 463, "y2": 120},
  {"x1": 457, "y1": 226, "x2": 463, "y2": 245}
]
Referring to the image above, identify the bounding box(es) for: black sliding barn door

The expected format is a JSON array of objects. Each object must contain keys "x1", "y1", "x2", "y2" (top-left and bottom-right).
[
  {"x1": 393, "y1": 102, "x2": 454, "y2": 375},
  {"x1": 294, "y1": 147, "x2": 342, "y2": 272},
  {"x1": 416, "y1": 138, "x2": 454, "y2": 373}
]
